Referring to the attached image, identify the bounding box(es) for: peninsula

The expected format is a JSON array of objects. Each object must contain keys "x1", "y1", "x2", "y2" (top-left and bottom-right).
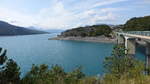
[{"x1": 49, "y1": 24, "x2": 116, "y2": 43}]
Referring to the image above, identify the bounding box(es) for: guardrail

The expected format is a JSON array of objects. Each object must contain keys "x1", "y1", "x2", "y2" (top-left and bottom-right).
[{"x1": 118, "y1": 31, "x2": 150, "y2": 36}]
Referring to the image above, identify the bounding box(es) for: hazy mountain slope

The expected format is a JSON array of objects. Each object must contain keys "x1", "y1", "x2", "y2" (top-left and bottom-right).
[{"x1": 0, "y1": 21, "x2": 47, "y2": 36}]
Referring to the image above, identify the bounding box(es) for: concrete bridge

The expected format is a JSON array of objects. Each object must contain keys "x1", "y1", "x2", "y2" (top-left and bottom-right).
[{"x1": 116, "y1": 31, "x2": 150, "y2": 68}]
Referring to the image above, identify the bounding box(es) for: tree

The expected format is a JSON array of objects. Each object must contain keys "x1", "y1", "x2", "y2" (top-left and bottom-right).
[
  {"x1": 0, "y1": 48, "x2": 7, "y2": 65},
  {"x1": 3, "y1": 59, "x2": 20, "y2": 84},
  {"x1": 0, "y1": 48, "x2": 20, "y2": 84},
  {"x1": 65, "y1": 66, "x2": 85, "y2": 84},
  {"x1": 22, "y1": 64, "x2": 66, "y2": 84},
  {"x1": 0, "y1": 48, "x2": 7, "y2": 84},
  {"x1": 22, "y1": 64, "x2": 49, "y2": 84},
  {"x1": 104, "y1": 44, "x2": 144, "y2": 78},
  {"x1": 93, "y1": 25, "x2": 112, "y2": 37},
  {"x1": 48, "y1": 65, "x2": 66, "y2": 84},
  {"x1": 22, "y1": 64, "x2": 86, "y2": 84}
]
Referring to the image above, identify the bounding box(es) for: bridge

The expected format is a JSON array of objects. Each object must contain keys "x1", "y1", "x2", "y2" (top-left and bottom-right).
[{"x1": 116, "y1": 31, "x2": 150, "y2": 68}]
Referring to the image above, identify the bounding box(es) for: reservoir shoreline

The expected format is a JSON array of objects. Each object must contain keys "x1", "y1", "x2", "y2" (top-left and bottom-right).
[{"x1": 49, "y1": 36, "x2": 116, "y2": 43}]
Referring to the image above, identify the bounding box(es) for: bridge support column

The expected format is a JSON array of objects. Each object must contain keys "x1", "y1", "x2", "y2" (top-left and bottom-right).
[
  {"x1": 125, "y1": 37, "x2": 136, "y2": 56},
  {"x1": 117, "y1": 34, "x2": 124, "y2": 44},
  {"x1": 146, "y1": 43, "x2": 150, "y2": 68}
]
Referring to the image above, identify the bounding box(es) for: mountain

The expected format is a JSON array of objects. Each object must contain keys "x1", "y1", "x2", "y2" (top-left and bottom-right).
[
  {"x1": 0, "y1": 21, "x2": 47, "y2": 36},
  {"x1": 123, "y1": 15, "x2": 150, "y2": 31},
  {"x1": 60, "y1": 24, "x2": 112, "y2": 37}
]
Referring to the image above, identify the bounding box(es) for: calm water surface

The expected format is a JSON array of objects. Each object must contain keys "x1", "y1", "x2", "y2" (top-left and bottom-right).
[{"x1": 0, "y1": 34, "x2": 145, "y2": 76}]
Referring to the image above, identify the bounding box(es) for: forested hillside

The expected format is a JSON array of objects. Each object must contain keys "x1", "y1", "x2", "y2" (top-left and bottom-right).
[
  {"x1": 123, "y1": 16, "x2": 150, "y2": 31},
  {"x1": 60, "y1": 25, "x2": 112, "y2": 37}
]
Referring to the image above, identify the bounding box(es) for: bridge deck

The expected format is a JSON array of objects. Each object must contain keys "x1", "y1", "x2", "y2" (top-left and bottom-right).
[
  {"x1": 123, "y1": 33, "x2": 150, "y2": 40},
  {"x1": 118, "y1": 31, "x2": 150, "y2": 40}
]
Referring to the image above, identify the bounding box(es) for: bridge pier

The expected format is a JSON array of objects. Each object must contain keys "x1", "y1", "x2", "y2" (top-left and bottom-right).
[
  {"x1": 116, "y1": 32, "x2": 150, "y2": 74},
  {"x1": 125, "y1": 37, "x2": 136, "y2": 56},
  {"x1": 146, "y1": 43, "x2": 150, "y2": 68},
  {"x1": 117, "y1": 34, "x2": 124, "y2": 44}
]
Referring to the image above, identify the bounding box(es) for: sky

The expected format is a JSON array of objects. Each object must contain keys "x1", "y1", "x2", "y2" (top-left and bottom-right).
[{"x1": 0, "y1": 0, "x2": 150, "y2": 30}]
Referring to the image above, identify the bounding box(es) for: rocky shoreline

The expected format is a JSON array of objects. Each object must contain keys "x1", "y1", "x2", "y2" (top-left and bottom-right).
[{"x1": 49, "y1": 36, "x2": 116, "y2": 43}]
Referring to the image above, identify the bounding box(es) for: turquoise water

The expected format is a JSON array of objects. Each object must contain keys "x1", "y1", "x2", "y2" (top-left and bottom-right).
[{"x1": 0, "y1": 34, "x2": 145, "y2": 76}]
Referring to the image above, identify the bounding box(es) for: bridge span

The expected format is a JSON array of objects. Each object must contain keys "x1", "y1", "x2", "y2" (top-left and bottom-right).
[{"x1": 116, "y1": 31, "x2": 150, "y2": 68}]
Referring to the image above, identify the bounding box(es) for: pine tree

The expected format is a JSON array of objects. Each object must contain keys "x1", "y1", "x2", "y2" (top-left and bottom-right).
[
  {"x1": 0, "y1": 48, "x2": 20, "y2": 84},
  {"x1": 0, "y1": 48, "x2": 7, "y2": 65},
  {"x1": 104, "y1": 44, "x2": 144, "y2": 78}
]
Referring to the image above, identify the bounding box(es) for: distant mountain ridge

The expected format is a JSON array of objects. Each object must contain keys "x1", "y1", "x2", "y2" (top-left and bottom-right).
[{"x1": 0, "y1": 21, "x2": 47, "y2": 36}]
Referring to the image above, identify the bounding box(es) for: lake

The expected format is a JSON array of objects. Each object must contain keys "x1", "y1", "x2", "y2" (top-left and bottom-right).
[{"x1": 0, "y1": 34, "x2": 145, "y2": 77}]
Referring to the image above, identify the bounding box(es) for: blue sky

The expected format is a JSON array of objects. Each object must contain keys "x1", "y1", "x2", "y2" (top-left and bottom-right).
[{"x1": 0, "y1": 0, "x2": 150, "y2": 30}]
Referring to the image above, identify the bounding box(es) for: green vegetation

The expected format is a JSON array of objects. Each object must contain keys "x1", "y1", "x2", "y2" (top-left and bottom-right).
[
  {"x1": 123, "y1": 16, "x2": 150, "y2": 31},
  {"x1": 1, "y1": 44, "x2": 150, "y2": 84},
  {"x1": 21, "y1": 65, "x2": 85, "y2": 84},
  {"x1": 61, "y1": 24, "x2": 112, "y2": 37},
  {"x1": 104, "y1": 44, "x2": 144, "y2": 78},
  {"x1": 0, "y1": 48, "x2": 20, "y2": 84},
  {"x1": 103, "y1": 44, "x2": 147, "y2": 84}
]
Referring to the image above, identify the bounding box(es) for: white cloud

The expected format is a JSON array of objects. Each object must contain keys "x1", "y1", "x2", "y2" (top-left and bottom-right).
[
  {"x1": 74, "y1": 8, "x2": 119, "y2": 26},
  {"x1": 0, "y1": 0, "x2": 126, "y2": 30},
  {"x1": 35, "y1": 1, "x2": 75, "y2": 29},
  {"x1": 92, "y1": 0, "x2": 128, "y2": 8},
  {"x1": 0, "y1": 8, "x2": 36, "y2": 27}
]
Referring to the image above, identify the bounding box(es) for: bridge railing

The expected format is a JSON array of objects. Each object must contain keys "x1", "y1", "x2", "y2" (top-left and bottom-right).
[{"x1": 121, "y1": 31, "x2": 150, "y2": 36}]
